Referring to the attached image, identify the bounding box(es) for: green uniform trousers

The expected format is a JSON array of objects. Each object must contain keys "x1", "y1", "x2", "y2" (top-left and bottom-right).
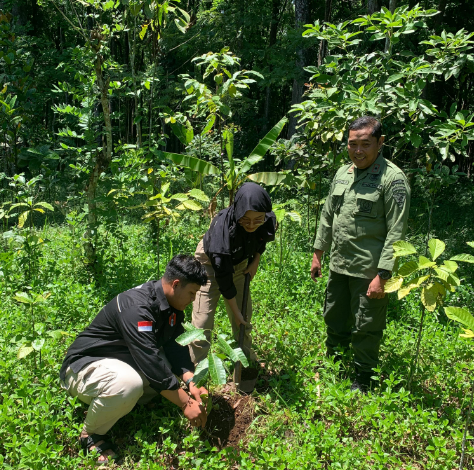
[{"x1": 324, "y1": 270, "x2": 388, "y2": 373}]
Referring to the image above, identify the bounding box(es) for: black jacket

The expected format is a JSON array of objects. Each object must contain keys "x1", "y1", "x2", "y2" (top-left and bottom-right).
[{"x1": 60, "y1": 280, "x2": 194, "y2": 392}]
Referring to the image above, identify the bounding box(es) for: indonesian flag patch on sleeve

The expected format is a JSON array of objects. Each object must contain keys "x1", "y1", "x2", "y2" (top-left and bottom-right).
[{"x1": 137, "y1": 321, "x2": 153, "y2": 332}]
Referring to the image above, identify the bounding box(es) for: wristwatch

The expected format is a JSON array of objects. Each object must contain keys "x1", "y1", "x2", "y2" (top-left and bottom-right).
[{"x1": 377, "y1": 269, "x2": 392, "y2": 280}]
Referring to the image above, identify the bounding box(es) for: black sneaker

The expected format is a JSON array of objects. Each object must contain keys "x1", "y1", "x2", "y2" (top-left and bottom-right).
[{"x1": 350, "y1": 371, "x2": 377, "y2": 394}]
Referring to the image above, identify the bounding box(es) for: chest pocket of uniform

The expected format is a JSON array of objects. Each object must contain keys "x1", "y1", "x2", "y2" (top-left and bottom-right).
[
  {"x1": 355, "y1": 191, "x2": 380, "y2": 218},
  {"x1": 332, "y1": 186, "x2": 346, "y2": 212}
]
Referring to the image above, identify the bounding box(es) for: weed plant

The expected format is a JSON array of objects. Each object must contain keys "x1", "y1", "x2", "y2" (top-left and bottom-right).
[{"x1": 0, "y1": 186, "x2": 474, "y2": 469}]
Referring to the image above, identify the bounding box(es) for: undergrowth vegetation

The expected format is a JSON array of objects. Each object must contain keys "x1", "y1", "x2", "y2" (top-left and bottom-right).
[{"x1": 1, "y1": 181, "x2": 474, "y2": 470}]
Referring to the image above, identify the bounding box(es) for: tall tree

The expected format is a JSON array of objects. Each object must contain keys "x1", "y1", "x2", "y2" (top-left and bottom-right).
[{"x1": 287, "y1": 0, "x2": 310, "y2": 138}]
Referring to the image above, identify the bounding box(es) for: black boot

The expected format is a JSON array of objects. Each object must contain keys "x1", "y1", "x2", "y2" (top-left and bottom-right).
[{"x1": 350, "y1": 370, "x2": 377, "y2": 394}]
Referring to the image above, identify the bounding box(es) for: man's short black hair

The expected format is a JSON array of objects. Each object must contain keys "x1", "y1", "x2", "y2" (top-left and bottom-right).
[
  {"x1": 348, "y1": 116, "x2": 382, "y2": 139},
  {"x1": 163, "y1": 254, "x2": 207, "y2": 286}
]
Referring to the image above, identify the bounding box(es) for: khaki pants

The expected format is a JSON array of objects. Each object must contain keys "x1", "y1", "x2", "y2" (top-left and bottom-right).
[
  {"x1": 63, "y1": 356, "x2": 170, "y2": 435},
  {"x1": 190, "y1": 240, "x2": 256, "y2": 364}
]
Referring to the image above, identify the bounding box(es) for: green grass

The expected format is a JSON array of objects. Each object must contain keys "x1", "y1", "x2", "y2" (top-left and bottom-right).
[{"x1": 1, "y1": 189, "x2": 474, "y2": 469}]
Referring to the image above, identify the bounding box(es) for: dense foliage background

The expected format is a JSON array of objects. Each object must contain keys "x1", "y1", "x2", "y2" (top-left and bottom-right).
[{"x1": 2, "y1": 0, "x2": 474, "y2": 468}]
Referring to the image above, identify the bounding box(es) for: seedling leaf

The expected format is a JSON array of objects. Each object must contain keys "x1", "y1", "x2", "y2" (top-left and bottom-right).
[
  {"x1": 442, "y1": 260, "x2": 458, "y2": 272},
  {"x1": 445, "y1": 306, "x2": 474, "y2": 331},
  {"x1": 418, "y1": 256, "x2": 436, "y2": 269},
  {"x1": 393, "y1": 240, "x2": 417, "y2": 257},
  {"x1": 450, "y1": 253, "x2": 474, "y2": 264},
  {"x1": 18, "y1": 344, "x2": 34, "y2": 359},
  {"x1": 175, "y1": 327, "x2": 207, "y2": 346},
  {"x1": 398, "y1": 260, "x2": 419, "y2": 277},
  {"x1": 421, "y1": 284, "x2": 438, "y2": 311},
  {"x1": 208, "y1": 353, "x2": 226, "y2": 385},
  {"x1": 428, "y1": 239, "x2": 445, "y2": 261},
  {"x1": 384, "y1": 276, "x2": 403, "y2": 293}
]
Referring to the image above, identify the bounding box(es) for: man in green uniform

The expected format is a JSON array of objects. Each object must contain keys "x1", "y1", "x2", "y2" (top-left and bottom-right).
[{"x1": 311, "y1": 116, "x2": 410, "y2": 393}]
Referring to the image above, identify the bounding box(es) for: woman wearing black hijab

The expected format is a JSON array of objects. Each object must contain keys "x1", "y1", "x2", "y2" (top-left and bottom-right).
[{"x1": 189, "y1": 182, "x2": 277, "y2": 365}]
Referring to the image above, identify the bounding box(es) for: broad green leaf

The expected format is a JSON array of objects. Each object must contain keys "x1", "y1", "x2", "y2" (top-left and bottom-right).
[
  {"x1": 450, "y1": 253, "x2": 474, "y2": 264},
  {"x1": 448, "y1": 272, "x2": 460, "y2": 286},
  {"x1": 442, "y1": 260, "x2": 458, "y2": 272},
  {"x1": 164, "y1": 152, "x2": 220, "y2": 176},
  {"x1": 170, "y1": 193, "x2": 188, "y2": 202},
  {"x1": 194, "y1": 357, "x2": 209, "y2": 376},
  {"x1": 421, "y1": 284, "x2": 438, "y2": 312},
  {"x1": 286, "y1": 211, "x2": 302, "y2": 223},
  {"x1": 428, "y1": 238, "x2": 445, "y2": 261},
  {"x1": 18, "y1": 211, "x2": 28, "y2": 228},
  {"x1": 434, "y1": 267, "x2": 449, "y2": 282},
  {"x1": 397, "y1": 275, "x2": 429, "y2": 299},
  {"x1": 208, "y1": 353, "x2": 226, "y2": 385},
  {"x1": 460, "y1": 328, "x2": 474, "y2": 339},
  {"x1": 247, "y1": 172, "x2": 287, "y2": 186},
  {"x1": 384, "y1": 276, "x2": 403, "y2": 293},
  {"x1": 18, "y1": 344, "x2": 34, "y2": 359},
  {"x1": 467, "y1": 242, "x2": 474, "y2": 249},
  {"x1": 445, "y1": 306, "x2": 474, "y2": 331},
  {"x1": 193, "y1": 367, "x2": 209, "y2": 388},
  {"x1": 14, "y1": 292, "x2": 32, "y2": 304},
  {"x1": 188, "y1": 189, "x2": 209, "y2": 202},
  {"x1": 161, "y1": 182, "x2": 170, "y2": 196},
  {"x1": 201, "y1": 115, "x2": 216, "y2": 135},
  {"x1": 182, "y1": 200, "x2": 202, "y2": 211},
  {"x1": 48, "y1": 330, "x2": 72, "y2": 340},
  {"x1": 242, "y1": 117, "x2": 287, "y2": 174},
  {"x1": 386, "y1": 73, "x2": 405, "y2": 83},
  {"x1": 182, "y1": 322, "x2": 195, "y2": 331},
  {"x1": 274, "y1": 208, "x2": 286, "y2": 224},
  {"x1": 398, "y1": 260, "x2": 419, "y2": 277},
  {"x1": 175, "y1": 327, "x2": 207, "y2": 346},
  {"x1": 224, "y1": 129, "x2": 234, "y2": 160},
  {"x1": 216, "y1": 334, "x2": 249, "y2": 367},
  {"x1": 418, "y1": 256, "x2": 436, "y2": 269},
  {"x1": 393, "y1": 240, "x2": 417, "y2": 257},
  {"x1": 35, "y1": 202, "x2": 54, "y2": 211},
  {"x1": 32, "y1": 338, "x2": 45, "y2": 351}
]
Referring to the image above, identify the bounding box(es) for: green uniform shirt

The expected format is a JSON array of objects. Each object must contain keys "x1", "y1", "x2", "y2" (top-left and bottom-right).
[{"x1": 314, "y1": 154, "x2": 411, "y2": 280}]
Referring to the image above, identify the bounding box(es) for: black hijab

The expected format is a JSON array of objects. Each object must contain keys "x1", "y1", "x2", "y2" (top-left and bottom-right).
[{"x1": 203, "y1": 182, "x2": 276, "y2": 256}]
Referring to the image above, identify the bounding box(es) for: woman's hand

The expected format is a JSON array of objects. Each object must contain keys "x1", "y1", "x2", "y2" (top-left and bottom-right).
[{"x1": 244, "y1": 254, "x2": 260, "y2": 281}]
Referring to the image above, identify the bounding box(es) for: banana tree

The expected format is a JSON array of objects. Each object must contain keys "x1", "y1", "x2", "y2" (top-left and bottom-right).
[
  {"x1": 163, "y1": 117, "x2": 288, "y2": 205},
  {"x1": 175, "y1": 323, "x2": 248, "y2": 413},
  {"x1": 385, "y1": 239, "x2": 474, "y2": 389}
]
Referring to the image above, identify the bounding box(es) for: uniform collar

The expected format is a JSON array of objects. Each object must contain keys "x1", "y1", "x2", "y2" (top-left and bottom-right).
[{"x1": 350, "y1": 153, "x2": 384, "y2": 182}]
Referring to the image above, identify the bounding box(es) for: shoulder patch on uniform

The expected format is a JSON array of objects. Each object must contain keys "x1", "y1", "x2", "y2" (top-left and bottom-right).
[
  {"x1": 138, "y1": 321, "x2": 153, "y2": 332},
  {"x1": 391, "y1": 179, "x2": 406, "y2": 188},
  {"x1": 393, "y1": 190, "x2": 407, "y2": 209}
]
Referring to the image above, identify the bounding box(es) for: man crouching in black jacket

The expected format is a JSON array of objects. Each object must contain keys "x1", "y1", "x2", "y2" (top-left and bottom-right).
[{"x1": 60, "y1": 254, "x2": 208, "y2": 464}]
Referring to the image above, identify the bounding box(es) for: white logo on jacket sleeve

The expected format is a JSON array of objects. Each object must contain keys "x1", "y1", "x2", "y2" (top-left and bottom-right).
[{"x1": 138, "y1": 321, "x2": 153, "y2": 332}]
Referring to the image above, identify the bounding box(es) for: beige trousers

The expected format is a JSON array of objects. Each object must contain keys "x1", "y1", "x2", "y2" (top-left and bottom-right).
[
  {"x1": 189, "y1": 239, "x2": 256, "y2": 364},
  {"x1": 63, "y1": 355, "x2": 170, "y2": 435}
]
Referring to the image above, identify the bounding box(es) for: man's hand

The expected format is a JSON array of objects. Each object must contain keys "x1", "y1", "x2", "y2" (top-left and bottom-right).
[
  {"x1": 226, "y1": 297, "x2": 248, "y2": 327},
  {"x1": 183, "y1": 397, "x2": 207, "y2": 428},
  {"x1": 367, "y1": 275, "x2": 386, "y2": 299},
  {"x1": 311, "y1": 250, "x2": 324, "y2": 282},
  {"x1": 189, "y1": 383, "x2": 208, "y2": 403},
  {"x1": 244, "y1": 253, "x2": 261, "y2": 281}
]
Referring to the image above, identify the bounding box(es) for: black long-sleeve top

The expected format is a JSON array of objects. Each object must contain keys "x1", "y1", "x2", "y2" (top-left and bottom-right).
[
  {"x1": 206, "y1": 219, "x2": 273, "y2": 300},
  {"x1": 59, "y1": 280, "x2": 193, "y2": 392}
]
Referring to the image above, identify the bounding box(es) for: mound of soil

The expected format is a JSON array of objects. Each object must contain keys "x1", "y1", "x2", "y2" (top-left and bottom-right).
[{"x1": 204, "y1": 392, "x2": 255, "y2": 448}]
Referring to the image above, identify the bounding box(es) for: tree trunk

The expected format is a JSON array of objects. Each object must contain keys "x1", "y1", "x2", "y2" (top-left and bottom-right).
[
  {"x1": 287, "y1": 0, "x2": 310, "y2": 139},
  {"x1": 367, "y1": 0, "x2": 377, "y2": 14},
  {"x1": 84, "y1": 49, "x2": 113, "y2": 267},
  {"x1": 318, "y1": 0, "x2": 333, "y2": 66},
  {"x1": 384, "y1": 0, "x2": 397, "y2": 53}
]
